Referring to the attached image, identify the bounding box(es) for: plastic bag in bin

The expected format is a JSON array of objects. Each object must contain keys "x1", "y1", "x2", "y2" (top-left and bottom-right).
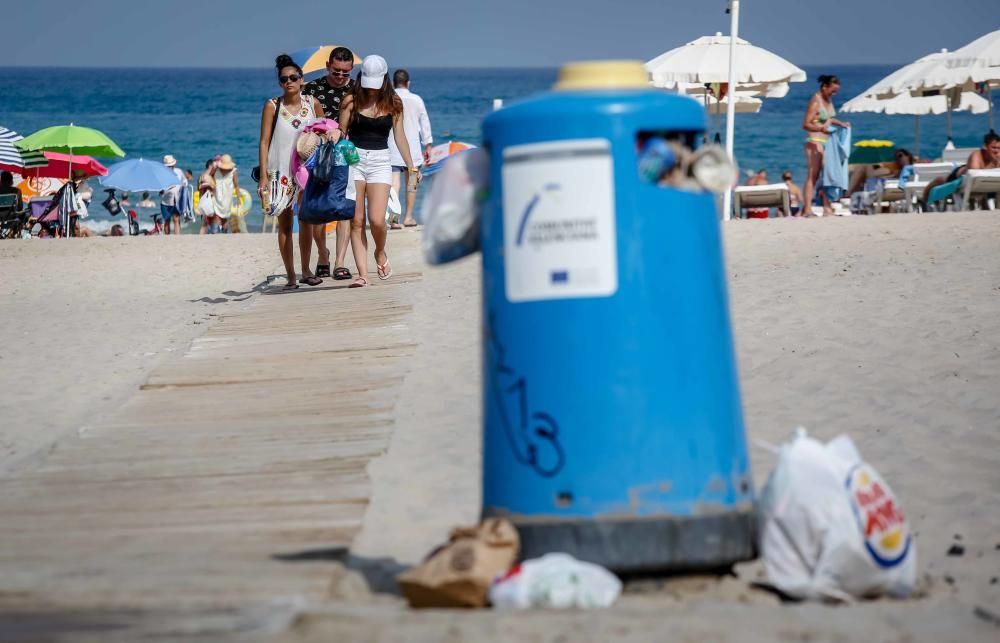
[{"x1": 421, "y1": 147, "x2": 489, "y2": 265}]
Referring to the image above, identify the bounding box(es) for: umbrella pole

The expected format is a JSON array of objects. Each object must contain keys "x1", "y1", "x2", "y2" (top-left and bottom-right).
[
  {"x1": 914, "y1": 115, "x2": 920, "y2": 158},
  {"x1": 722, "y1": 0, "x2": 740, "y2": 221},
  {"x1": 946, "y1": 103, "x2": 953, "y2": 147}
]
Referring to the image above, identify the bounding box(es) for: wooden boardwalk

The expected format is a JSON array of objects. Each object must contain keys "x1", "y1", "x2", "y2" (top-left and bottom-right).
[{"x1": 0, "y1": 246, "x2": 426, "y2": 632}]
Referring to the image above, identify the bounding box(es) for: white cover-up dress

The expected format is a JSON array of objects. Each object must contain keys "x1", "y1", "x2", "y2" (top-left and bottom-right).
[{"x1": 266, "y1": 95, "x2": 317, "y2": 215}]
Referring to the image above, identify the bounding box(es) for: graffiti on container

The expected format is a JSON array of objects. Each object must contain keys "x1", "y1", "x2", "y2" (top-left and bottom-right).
[{"x1": 487, "y1": 313, "x2": 565, "y2": 478}]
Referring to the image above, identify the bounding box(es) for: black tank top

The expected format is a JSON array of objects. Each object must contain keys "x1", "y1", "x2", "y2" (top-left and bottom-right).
[{"x1": 351, "y1": 112, "x2": 393, "y2": 150}]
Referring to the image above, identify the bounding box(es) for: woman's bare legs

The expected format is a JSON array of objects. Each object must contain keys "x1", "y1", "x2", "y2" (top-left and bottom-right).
[
  {"x1": 298, "y1": 221, "x2": 315, "y2": 278},
  {"x1": 277, "y1": 208, "x2": 296, "y2": 287},
  {"x1": 350, "y1": 181, "x2": 370, "y2": 284},
  {"x1": 365, "y1": 182, "x2": 390, "y2": 273},
  {"x1": 803, "y1": 143, "x2": 824, "y2": 216}
]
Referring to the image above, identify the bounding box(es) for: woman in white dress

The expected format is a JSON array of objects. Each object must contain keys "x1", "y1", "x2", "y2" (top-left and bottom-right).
[
  {"x1": 211, "y1": 154, "x2": 240, "y2": 233},
  {"x1": 257, "y1": 54, "x2": 338, "y2": 288}
]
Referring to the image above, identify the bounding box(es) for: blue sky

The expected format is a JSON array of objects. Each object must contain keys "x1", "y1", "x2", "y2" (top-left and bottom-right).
[{"x1": 5, "y1": 0, "x2": 996, "y2": 68}]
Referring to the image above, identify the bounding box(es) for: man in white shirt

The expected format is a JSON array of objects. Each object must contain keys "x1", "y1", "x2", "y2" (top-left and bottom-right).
[
  {"x1": 160, "y1": 154, "x2": 188, "y2": 235},
  {"x1": 388, "y1": 69, "x2": 433, "y2": 227}
]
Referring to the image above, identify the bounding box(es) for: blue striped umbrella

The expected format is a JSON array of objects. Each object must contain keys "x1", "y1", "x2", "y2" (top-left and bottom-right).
[{"x1": 0, "y1": 127, "x2": 47, "y2": 171}]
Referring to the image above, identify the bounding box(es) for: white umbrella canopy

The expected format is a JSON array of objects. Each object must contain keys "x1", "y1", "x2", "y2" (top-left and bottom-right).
[
  {"x1": 946, "y1": 28, "x2": 1000, "y2": 78},
  {"x1": 645, "y1": 33, "x2": 806, "y2": 87},
  {"x1": 841, "y1": 90, "x2": 989, "y2": 116}
]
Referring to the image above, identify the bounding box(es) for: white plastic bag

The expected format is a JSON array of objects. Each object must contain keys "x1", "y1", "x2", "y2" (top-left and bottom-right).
[
  {"x1": 759, "y1": 429, "x2": 917, "y2": 602},
  {"x1": 421, "y1": 148, "x2": 489, "y2": 265},
  {"x1": 488, "y1": 553, "x2": 622, "y2": 609}
]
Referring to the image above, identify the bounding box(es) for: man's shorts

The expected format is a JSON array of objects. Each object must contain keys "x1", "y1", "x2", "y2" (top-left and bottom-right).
[{"x1": 160, "y1": 204, "x2": 180, "y2": 221}]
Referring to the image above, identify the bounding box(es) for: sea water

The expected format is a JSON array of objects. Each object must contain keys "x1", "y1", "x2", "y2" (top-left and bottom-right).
[{"x1": 0, "y1": 65, "x2": 994, "y2": 231}]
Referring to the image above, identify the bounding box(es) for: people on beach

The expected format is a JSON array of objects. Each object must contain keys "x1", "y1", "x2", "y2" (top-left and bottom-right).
[
  {"x1": 847, "y1": 148, "x2": 917, "y2": 196},
  {"x1": 160, "y1": 154, "x2": 188, "y2": 235},
  {"x1": 137, "y1": 191, "x2": 155, "y2": 208},
  {"x1": 259, "y1": 53, "x2": 336, "y2": 289},
  {"x1": 197, "y1": 159, "x2": 216, "y2": 234},
  {"x1": 303, "y1": 46, "x2": 356, "y2": 281},
  {"x1": 802, "y1": 75, "x2": 850, "y2": 216},
  {"x1": 211, "y1": 154, "x2": 239, "y2": 234},
  {"x1": 388, "y1": 68, "x2": 433, "y2": 229},
  {"x1": 0, "y1": 171, "x2": 24, "y2": 213},
  {"x1": 339, "y1": 54, "x2": 422, "y2": 287},
  {"x1": 744, "y1": 169, "x2": 770, "y2": 219},
  {"x1": 782, "y1": 170, "x2": 803, "y2": 217},
  {"x1": 921, "y1": 131, "x2": 1000, "y2": 207}
]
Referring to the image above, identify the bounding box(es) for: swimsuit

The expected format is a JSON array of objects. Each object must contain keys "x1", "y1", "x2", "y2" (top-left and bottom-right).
[{"x1": 807, "y1": 95, "x2": 835, "y2": 145}]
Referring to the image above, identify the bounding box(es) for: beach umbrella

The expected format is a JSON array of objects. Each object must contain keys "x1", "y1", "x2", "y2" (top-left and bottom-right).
[
  {"x1": 941, "y1": 29, "x2": 1000, "y2": 131},
  {"x1": 0, "y1": 127, "x2": 47, "y2": 172},
  {"x1": 646, "y1": 24, "x2": 806, "y2": 219},
  {"x1": 290, "y1": 45, "x2": 363, "y2": 75},
  {"x1": 842, "y1": 90, "x2": 989, "y2": 155},
  {"x1": 645, "y1": 33, "x2": 806, "y2": 87},
  {"x1": 15, "y1": 124, "x2": 124, "y2": 236},
  {"x1": 100, "y1": 158, "x2": 181, "y2": 192},
  {"x1": 12, "y1": 152, "x2": 107, "y2": 179},
  {"x1": 16, "y1": 124, "x2": 125, "y2": 158}
]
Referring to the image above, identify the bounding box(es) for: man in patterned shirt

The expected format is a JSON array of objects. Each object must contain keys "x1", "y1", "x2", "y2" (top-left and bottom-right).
[{"x1": 302, "y1": 46, "x2": 356, "y2": 280}]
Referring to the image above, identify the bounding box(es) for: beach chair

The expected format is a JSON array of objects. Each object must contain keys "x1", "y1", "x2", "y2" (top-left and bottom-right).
[
  {"x1": 873, "y1": 179, "x2": 907, "y2": 213},
  {"x1": 958, "y1": 169, "x2": 1000, "y2": 211},
  {"x1": 0, "y1": 194, "x2": 27, "y2": 239},
  {"x1": 903, "y1": 162, "x2": 955, "y2": 212},
  {"x1": 925, "y1": 177, "x2": 964, "y2": 211},
  {"x1": 940, "y1": 148, "x2": 975, "y2": 165},
  {"x1": 733, "y1": 183, "x2": 791, "y2": 218}
]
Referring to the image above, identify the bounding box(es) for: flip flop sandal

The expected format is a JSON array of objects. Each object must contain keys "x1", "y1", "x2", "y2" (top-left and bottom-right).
[
  {"x1": 282, "y1": 283, "x2": 299, "y2": 291},
  {"x1": 403, "y1": 223, "x2": 418, "y2": 228},
  {"x1": 315, "y1": 264, "x2": 331, "y2": 278},
  {"x1": 333, "y1": 266, "x2": 352, "y2": 280},
  {"x1": 377, "y1": 259, "x2": 393, "y2": 280},
  {"x1": 390, "y1": 223, "x2": 403, "y2": 230},
  {"x1": 349, "y1": 277, "x2": 367, "y2": 288},
  {"x1": 298, "y1": 275, "x2": 323, "y2": 286}
]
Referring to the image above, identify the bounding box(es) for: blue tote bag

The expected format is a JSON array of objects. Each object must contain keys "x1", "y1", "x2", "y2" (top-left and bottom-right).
[{"x1": 299, "y1": 143, "x2": 356, "y2": 224}]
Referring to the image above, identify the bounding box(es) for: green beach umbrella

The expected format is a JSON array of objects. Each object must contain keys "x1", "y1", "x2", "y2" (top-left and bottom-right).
[{"x1": 16, "y1": 124, "x2": 125, "y2": 158}]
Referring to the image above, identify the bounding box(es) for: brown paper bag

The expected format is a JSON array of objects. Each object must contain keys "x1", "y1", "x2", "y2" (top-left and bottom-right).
[{"x1": 397, "y1": 518, "x2": 520, "y2": 608}]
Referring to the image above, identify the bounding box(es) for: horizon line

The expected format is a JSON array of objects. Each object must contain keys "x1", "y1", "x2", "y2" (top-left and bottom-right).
[{"x1": 0, "y1": 62, "x2": 906, "y2": 71}]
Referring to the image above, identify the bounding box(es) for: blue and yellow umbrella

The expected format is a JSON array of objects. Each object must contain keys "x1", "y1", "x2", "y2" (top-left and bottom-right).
[{"x1": 290, "y1": 46, "x2": 362, "y2": 75}]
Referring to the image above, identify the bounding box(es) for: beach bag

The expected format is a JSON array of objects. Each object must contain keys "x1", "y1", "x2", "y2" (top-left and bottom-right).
[
  {"x1": 196, "y1": 191, "x2": 215, "y2": 217},
  {"x1": 397, "y1": 518, "x2": 519, "y2": 608},
  {"x1": 101, "y1": 189, "x2": 122, "y2": 216},
  {"x1": 759, "y1": 429, "x2": 917, "y2": 602},
  {"x1": 299, "y1": 142, "x2": 354, "y2": 223}
]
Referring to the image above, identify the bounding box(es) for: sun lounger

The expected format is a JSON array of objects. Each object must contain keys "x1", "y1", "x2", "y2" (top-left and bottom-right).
[
  {"x1": 873, "y1": 179, "x2": 907, "y2": 213},
  {"x1": 940, "y1": 148, "x2": 975, "y2": 165},
  {"x1": 926, "y1": 177, "x2": 964, "y2": 210},
  {"x1": 902, "y1": 162, "x2": 955, "y2": 212},
  {"x1": 958, "y1": 169, "x2": 1000, "y2": 211},
  {"x1": 733, "y1": 183, "x2": 791, "y2": 218}
]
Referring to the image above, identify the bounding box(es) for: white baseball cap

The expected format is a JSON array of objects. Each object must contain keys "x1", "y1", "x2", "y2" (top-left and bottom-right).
[{"x1": 360, "y1": 55, "x2": 388, "y2": 89}]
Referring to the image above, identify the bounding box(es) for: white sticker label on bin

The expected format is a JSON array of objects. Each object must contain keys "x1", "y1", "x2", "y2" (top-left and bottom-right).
[{"x1": 502, "y1": 139, "x2": 617, "y2": 303}]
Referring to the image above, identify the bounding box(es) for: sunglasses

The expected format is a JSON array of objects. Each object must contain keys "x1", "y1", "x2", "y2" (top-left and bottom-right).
[
  {"x1": 329, "y1": 70, "x2": 352, "y2": 77},
  {"x1": 279, "y1": 74, "x2": 302, "y2": 84}
]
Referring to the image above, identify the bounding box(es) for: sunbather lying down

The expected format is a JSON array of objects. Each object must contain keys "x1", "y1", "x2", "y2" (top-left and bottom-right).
[
  {"x1": 846, "y1": 148, "x2": 917, "y2": 196},
  {"x1": 921, "y1": 131, "x2": 1000, "y2": 205}
]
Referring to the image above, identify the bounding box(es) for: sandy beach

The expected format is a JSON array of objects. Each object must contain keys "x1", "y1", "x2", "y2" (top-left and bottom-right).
[{"x1": 1, "y1": 213, "x2": 998, "y2": 641}]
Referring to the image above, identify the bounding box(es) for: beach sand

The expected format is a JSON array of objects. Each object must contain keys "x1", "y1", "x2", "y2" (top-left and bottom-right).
[
  {"x1": 1, "y1": 213, "x2": 998, "y2": 640},
  {"x1": 0, "y1": 234, "x2": 279, "y2": 475}
]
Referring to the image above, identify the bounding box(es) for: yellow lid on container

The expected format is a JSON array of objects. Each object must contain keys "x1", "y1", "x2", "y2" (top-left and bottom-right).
[{"x1": 554, "y1": 60, "x2": 650, "y2": 91}]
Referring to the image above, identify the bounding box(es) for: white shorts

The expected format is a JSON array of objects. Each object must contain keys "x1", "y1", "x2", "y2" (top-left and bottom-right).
[{"x1": 350, "y1": 148, "x2": 392, "y2": 186}]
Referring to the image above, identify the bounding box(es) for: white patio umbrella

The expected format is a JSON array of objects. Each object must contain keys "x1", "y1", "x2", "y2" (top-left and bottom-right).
[
  {"x1": 646, "y1": 33, "x2": 806, "y2": 87},
  {"x1": 942, "y1": 29, "x2": 1000, "y2": 131},
  {"x1": 646, "y1": 24, "x2": 805, "y2": 219},
  {"x1": 842, "y1": 90, "x2": 989, "y2": 156}
]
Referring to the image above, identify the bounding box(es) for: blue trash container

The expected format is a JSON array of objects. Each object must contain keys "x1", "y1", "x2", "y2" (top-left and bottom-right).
[{"x1": 480, "y1": 61, "x2": 755, "y2": 573}]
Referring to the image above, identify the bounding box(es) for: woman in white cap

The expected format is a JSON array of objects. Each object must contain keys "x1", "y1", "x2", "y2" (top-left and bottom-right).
[{"x1": 339, "y1": 54, "x2": 421, "y2": 287}]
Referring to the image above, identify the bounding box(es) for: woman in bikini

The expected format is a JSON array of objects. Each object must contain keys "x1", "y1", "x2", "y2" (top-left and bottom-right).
[
  {"x1": 338, "y1": 55, "x2": 421, "y2": 288},
  {"x1": 257, "y1": 54, "x2": 338, "y2": 289},
  {"x1": 802, "y1": 75, "x2": 850, "y2": 216}
]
